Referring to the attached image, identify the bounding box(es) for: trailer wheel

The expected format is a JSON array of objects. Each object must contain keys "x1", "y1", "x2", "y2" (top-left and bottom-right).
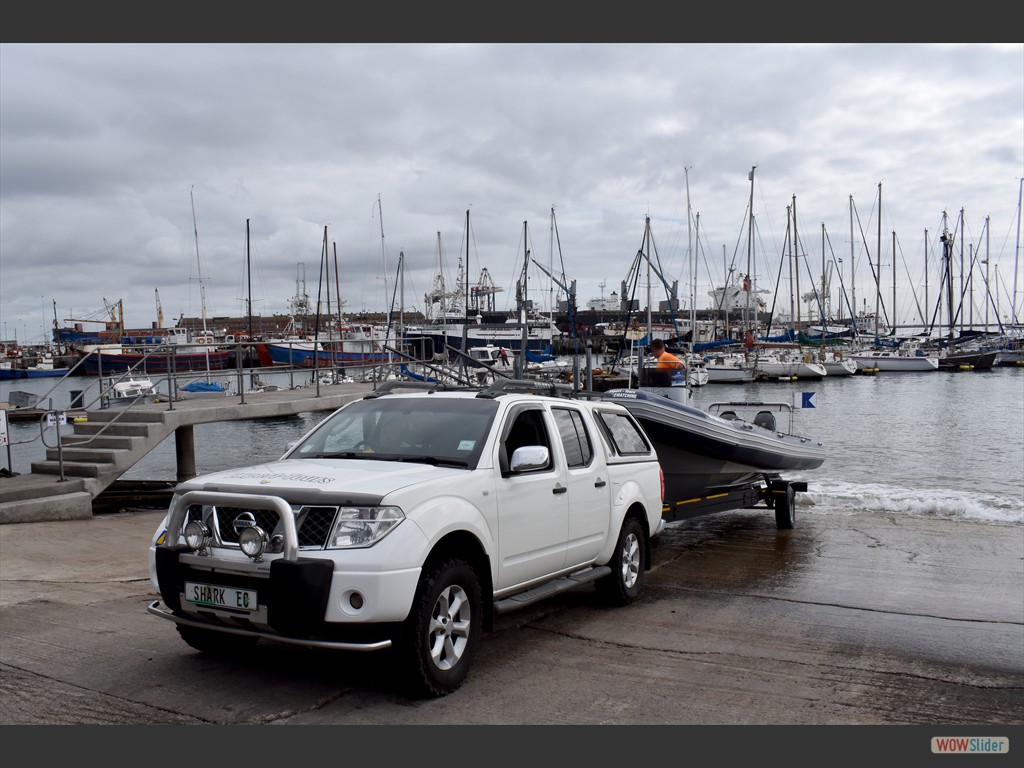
[
  {"x1": 775, "y1": 483, "x2": 796, "y2": 529},
  {"x1": 597, "y1": 515, "x2": 647, "y2": 605}
]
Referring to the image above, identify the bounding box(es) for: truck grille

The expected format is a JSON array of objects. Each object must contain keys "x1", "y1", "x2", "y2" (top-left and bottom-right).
[{"x1": 186, "y1": 504, "x2": 338, "y2": 549}]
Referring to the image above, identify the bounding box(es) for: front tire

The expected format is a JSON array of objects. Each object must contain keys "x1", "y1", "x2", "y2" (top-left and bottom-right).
[
  {"x1": 399, "y1": 557, "x2": 483, "y2": 698},
  {"x1": 596, "y1": 516, "x2": 647, "y2": 605}
]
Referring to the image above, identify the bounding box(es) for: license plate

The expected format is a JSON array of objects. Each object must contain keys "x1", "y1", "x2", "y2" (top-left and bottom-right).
[{"x1": 184, "y1": 581, "x2": 258, "y2": 612}]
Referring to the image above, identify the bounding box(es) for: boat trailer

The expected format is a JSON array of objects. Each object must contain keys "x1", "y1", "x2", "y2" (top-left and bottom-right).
[{"x1": 661, "y1": 477, "x2": 808, "y2": 530}]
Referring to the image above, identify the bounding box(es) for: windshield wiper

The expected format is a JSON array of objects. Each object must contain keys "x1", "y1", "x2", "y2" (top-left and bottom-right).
[
  {"x1": 304, "y1": 451, "x2": 375, "y2": 459},
  {"x1": 396, "y1": 456, "x2": 469, "y2": 467}
]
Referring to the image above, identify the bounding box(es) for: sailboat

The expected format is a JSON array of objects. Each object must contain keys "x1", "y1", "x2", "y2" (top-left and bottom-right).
[
  {"x1": 930, "y1": 211, "x2": 1000, "y2": 371},
  {"x1": 701, "y1": 167, "x2": 762, "y2": 384},
  {"x1": 613, "y1": 213, "x2": 708, "y2": 396},
  {"x1": 848, "y1": 183, "x2": 938, "y2": 372},
  {"x1": 407, "y1": 211, "x2": 559, "y2": 357},
  {"x1": 178, "y1": 188, "x2": 229, "y2": 399}
]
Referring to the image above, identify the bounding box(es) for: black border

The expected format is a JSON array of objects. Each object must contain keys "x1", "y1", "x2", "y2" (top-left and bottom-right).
[
  {"x1": 1, "y1": 0, "x2": 1015, "y2": 44},
  {"x1": 3, "y1": 724, "x2": 1023, "y2": 764}
]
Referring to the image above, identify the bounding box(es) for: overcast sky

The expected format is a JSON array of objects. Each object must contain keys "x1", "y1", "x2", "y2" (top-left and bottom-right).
[{"x1": 1, "y1": 43, "x2": 1022, "y2": 344}]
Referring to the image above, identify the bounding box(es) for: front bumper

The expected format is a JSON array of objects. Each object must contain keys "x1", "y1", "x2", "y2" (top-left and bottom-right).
[
  {"x1": 152, "y1": 490, "x2": 427, "y2": 647},
  {"x1": 146, "y1": 599, "x2": 394, "y2": 651}
]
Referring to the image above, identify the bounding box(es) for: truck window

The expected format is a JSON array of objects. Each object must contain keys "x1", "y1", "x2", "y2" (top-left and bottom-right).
[
  {"x1": 596, "y1": 410, "x2": 650, "y2": 455},
  {"x1": 502, "y1": 408, "x2": 551, "y2": 471},
  {"x1": 552, "y1": 407, "x2": 593, "y2": 468}
]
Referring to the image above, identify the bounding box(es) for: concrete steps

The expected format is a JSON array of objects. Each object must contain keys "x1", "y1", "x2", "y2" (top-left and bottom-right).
[
  {"x1": 30, "y1": 408, "x2": 169, "y2": 480},
  {"x1": 2, "y1": 382, "x2": 373, "y2": 523}
]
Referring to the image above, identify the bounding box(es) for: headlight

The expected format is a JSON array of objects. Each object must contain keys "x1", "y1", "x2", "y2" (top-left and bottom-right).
[
  {"x1": 327, "y1": 506, "x2": 404, "y2": 548},
  {"x1": 239, "y1": 525, "x2": 269, "y2": 560},
  {"x1": 183, "y1": 520, "x2": 211, "y2": 551}
]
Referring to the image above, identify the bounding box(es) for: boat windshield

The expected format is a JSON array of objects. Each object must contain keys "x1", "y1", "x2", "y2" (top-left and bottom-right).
[{"x1": 287, "y1": 396, "x2": 499, "y2": 469}]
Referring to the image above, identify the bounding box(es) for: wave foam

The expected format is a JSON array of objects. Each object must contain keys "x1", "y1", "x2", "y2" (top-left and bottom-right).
[{"x1": 799, "y1": 480, "x2": 1023, "y2": 525}]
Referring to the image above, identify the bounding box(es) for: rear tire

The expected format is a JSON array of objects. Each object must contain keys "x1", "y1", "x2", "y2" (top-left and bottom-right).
[
  {"x1": 399, "y1": 557, "x2": 483, "y2": 698},
  {"x1": 176, "y1": 624, "x2": 259, "y2": 655},
  {"x1": 596, "y1": 516, "x2": 647, "y2": 605}
]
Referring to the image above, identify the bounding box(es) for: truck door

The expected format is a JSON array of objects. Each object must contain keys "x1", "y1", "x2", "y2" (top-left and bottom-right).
[
  {"x1": 552, "y1": 406, "x2": 611, "y2": 567},
  {"x1": 494, "y1": 405, "x2": 569, "y2": 589}
]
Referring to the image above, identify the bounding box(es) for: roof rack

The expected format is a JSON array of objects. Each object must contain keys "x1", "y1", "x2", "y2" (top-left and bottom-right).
[
  {"x1": 475, "y1": 379, "x2": 579, "y2": 400},
  {"x1": 364, "y1": 380, "x2": 455, "y2": 398}
]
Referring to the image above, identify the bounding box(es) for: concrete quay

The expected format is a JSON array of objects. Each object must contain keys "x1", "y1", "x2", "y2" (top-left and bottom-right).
[{"x1": 0, "y1": 381, "x2": 374, "y2": 524}]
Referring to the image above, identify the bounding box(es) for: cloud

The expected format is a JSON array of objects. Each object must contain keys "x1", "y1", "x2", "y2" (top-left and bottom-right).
[{"x1": 1, "y1": 42, "x2": 1021, "y2": 343}]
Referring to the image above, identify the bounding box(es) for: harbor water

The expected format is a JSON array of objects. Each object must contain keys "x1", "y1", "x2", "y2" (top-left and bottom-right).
[{"x1": 2, "y1": 367, "x2": 1022, "y2": 525}]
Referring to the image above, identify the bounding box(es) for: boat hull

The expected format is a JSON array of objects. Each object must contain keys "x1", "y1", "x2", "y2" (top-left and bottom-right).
[
  {"x1": 257, "y1": 342, "x2": 389, "y2": 367},
  {"x1": 848, "y1": 352, "x2": 939, "y2": 371},
  {"x1": 81, "y1": 349, "x2": 230, "y2": 375},
  {"x1": 937, "y1": 350, "x2": 998, "y2": 370},
  {"x1": 602, "y1": 388, "x2": 825, "y2": 502},
  {"x1": 756, "y1": 360, "x2": 828, "y2": 379}
]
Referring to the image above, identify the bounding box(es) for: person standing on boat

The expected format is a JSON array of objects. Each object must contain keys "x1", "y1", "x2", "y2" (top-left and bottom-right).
[
  {"x1": 499, "y1": 347, "x2": 509, "y2": 366},
  {"x1": 650, "y1": 338, "x2": 683, "y2": 370}
]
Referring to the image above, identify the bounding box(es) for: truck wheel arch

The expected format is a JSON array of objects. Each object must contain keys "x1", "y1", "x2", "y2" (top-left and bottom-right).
[{"x1": 423, "y1": 530, "x2": 494, "y2": 632}]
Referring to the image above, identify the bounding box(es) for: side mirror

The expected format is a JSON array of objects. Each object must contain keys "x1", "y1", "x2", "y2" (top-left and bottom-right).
[{"x1": 510, "y1": 445, "x2": 549, "y2": 472}]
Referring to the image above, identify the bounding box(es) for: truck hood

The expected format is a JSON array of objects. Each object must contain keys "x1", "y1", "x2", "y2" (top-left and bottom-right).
[{"x1": 174, "y1": 458, "x2": 467, "y2": 504}]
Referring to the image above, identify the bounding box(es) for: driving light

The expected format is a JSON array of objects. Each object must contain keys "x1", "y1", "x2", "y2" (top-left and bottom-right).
[
  {"x1": 239, "y1": 525, "x2": 269, "y2": 560},
  {"x1": 183, "y1": 520, "x2": 211, "y2": 552}
]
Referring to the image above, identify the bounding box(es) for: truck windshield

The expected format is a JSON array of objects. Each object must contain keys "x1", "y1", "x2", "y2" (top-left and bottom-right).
[{"x1": 288, "y1": 397, "x2": 499, "y2": 469}]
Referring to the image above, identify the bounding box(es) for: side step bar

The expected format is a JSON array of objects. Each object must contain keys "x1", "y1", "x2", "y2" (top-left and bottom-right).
[{"x1": 493, "y1": 565, "x2": 611, "y2": 615}]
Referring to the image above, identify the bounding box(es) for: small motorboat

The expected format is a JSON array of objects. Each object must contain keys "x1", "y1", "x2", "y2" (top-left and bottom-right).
[
  {"x1": 601, "y1": 388, "x2": 825, "y2": 503},
  {"x1": 107, "y1": 376, "x2": 159, "y2": 407}
]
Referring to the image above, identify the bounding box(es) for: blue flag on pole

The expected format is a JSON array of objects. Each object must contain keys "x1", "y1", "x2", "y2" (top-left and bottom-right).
[{"x1": 799, "y1": 392, "x2": 816, "y2": 409}]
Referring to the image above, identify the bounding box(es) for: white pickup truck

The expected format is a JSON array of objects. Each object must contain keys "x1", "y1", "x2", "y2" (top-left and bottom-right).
[{"x1": 148, "y1": 380, "x2": 664, "y2": 697}]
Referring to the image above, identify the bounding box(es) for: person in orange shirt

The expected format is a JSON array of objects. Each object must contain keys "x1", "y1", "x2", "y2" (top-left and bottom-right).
[{"x1": 650, "y1": 338, "x2": 683, "y2": 370}]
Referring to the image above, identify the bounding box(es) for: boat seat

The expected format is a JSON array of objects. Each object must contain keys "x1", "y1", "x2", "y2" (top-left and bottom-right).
[
  {"x1": 719, "y1": 411, "x2": 738, "y2": 420},
  {"x1": 640, "y1": 367, "x2": 673, "y2": 387},
  {"x1": 753, "y1": 411, "x2": 776, "y2": 431}
]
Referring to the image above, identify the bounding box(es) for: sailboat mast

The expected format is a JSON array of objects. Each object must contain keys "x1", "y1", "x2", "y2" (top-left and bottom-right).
[
  {"x1": 959, "y1": 208, "x2": 966, "y2": 337},
  {"x1": 645, "y1": 216, "x2": 652, "y2": 343},
  {"x1": 945, "y1": 212, "x2": 955, "y2": 341},
  {"x1": 875, "y1": 182, "x2": 881, "y2": 340},
  {"x1": 190, "y1": 186, "x2": 211, "y2": 378},
  {"x1": 984, "y1": 216, "x2": 990, "y2": 330},
  {"x1": 190, "y1": 187, "x2": 208, "y2": 336},
  {"x1": 246, "y1": 219, "x2": 253, "y2": 343},
  {"x1": 377, "y1": 195, "x2": 388, "y2": 319},
  {"x1": 519, "y1": 220, "x2": 529, "y2": 373},
  {"x1": 892, "y1": 229, "x2": 897, "y2": 335},
  {"x1": 793, "y1": 195, "x2": 801, "y2": 332},
  {"x1": 745, "y1": 166, "x2": 755, "y2": 341},
  {"x1": 1013, "y1": 178, "x2": 1022, "y2": 320},
  {"x1": 819, "y1": 222, "x2": 826, "y2": 359},
  {"x1": 462, "y1": 209, "x2": 470, "y2": 353},
  {"x1": 924, "y1": 228, "x2": 928, "y2": 334},
  {"x1": 849, "y1": 194, "x2": 855, "y2": 326},
  {"x1": 685, "y1": 167, "x2": 695, "y2": 351}
]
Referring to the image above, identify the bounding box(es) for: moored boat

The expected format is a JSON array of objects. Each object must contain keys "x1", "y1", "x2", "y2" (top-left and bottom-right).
[
  {"x1": 105, "y1": 376, "x2": 159, "y2": 407},
  {"x1": 936, "y1": 348, "x2": 999, "y2": 370},
  {"x1": 80, "y1": 341, "x2": 230, "y2": 375},
  {"x1": 848, "y1": 347, "x2": 939, "y2": 372}
]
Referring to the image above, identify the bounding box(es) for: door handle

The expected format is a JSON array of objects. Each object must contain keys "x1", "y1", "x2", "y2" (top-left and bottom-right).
[
  {"x1": 552, "y1": 484, "x2": 567, "y2": 494},
  {"x1": 594, "y1": 479, "x2": 607, "y2": 488}
]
